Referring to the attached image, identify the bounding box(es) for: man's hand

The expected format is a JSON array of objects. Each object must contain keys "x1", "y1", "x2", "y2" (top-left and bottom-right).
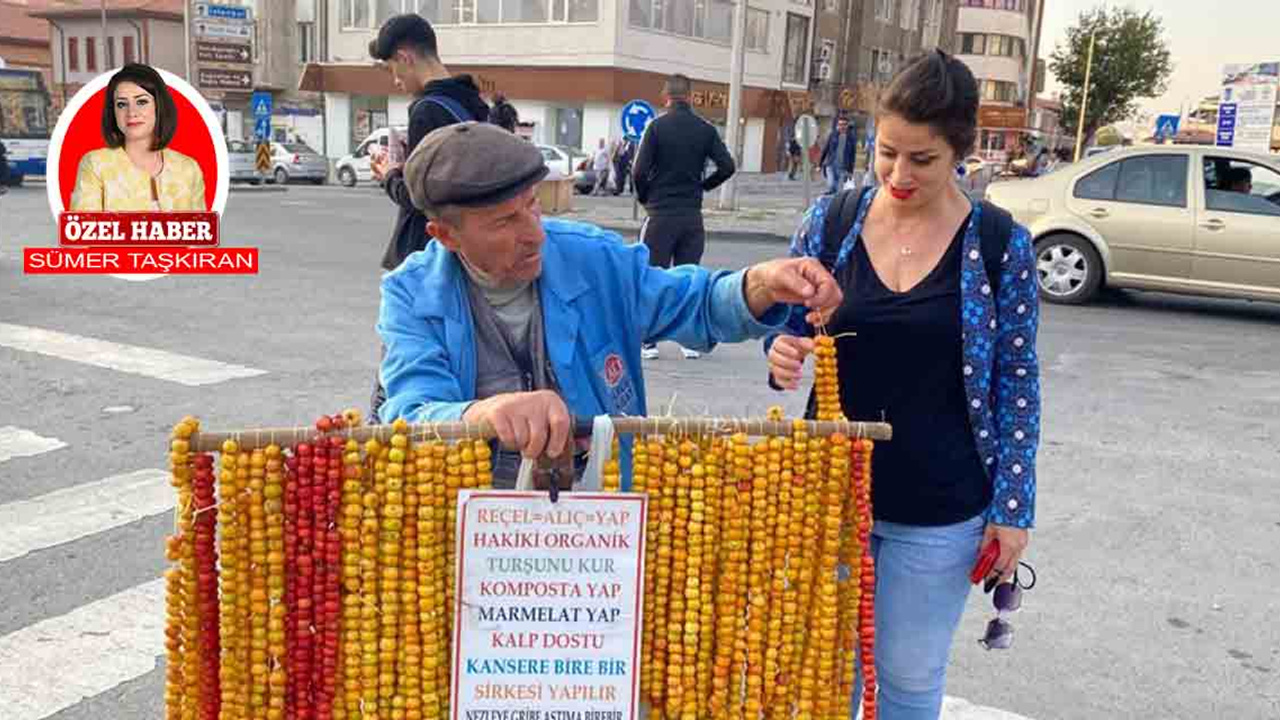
[
  {"x1": 743, "y1": 257, "x2": 843, "y2": 325},
  {"x1": 461, "y1": 390, "x2": 572, "y2": 460},
  {"x1": 370, "y1": 151, "x2": 401, "y2": 182}
]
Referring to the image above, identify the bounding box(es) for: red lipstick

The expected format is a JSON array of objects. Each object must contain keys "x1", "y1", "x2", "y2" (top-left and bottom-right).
[{"x1": 889, "y1": 186, "x2": 916, "y2": 200}]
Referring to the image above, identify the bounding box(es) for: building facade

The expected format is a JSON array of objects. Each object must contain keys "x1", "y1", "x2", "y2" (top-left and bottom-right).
[
  {"x1": 302, "y1": 0, "x2": 831, "y2": 171},
  {"x1": 32, "y1": 1, "x2": 186, "y2": 112},
  {"x1": 954, "y1": 0, "x2": 1041, "y2": 161},
  {"x1": 0, "y1": 0, "x2": 56, "y2": 103}
]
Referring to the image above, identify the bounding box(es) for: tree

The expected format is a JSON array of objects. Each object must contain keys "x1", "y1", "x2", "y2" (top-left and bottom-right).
[{"x1": 1049, "y1": 6, "x2": 1172, "y2": 150}]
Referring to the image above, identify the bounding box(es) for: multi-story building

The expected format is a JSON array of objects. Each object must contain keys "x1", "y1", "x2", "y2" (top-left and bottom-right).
[
  {"x1": 31, "y1": 0, "x2": 186, "y2": 112},
  {"x1": 0, "y1": 1, "x2": 57, "y2": 102},
  {"x1": 300, "y1": 0, "x2": 828, "y2": 171},
  {"x1": 954, "y1": 0, "x2": 1042, "y2": 161}
]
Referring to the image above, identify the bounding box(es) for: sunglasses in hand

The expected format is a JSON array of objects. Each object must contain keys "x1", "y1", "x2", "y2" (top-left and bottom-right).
[{"x1": 979, "y1": 561, "x2": 1036, "y2": 651}]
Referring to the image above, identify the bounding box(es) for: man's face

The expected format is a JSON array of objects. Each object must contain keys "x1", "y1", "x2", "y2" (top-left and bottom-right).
[
  {"x1": 837, "y1": 119, "x2": 849, "y2": 133},
  {"x1": 386, "y1": 49, "x2": 424, "y2": 94},
  {"x1": 429, "y1": 187, "x2": 546, "y2": 287}
]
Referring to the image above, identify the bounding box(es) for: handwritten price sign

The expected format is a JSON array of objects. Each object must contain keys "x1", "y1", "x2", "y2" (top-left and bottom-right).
[{"x1": 452, "y1": 492, "x2": 648, "y2": 720}]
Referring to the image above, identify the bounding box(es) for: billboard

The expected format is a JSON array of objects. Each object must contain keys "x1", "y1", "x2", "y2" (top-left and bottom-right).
[{"x1": 1217, "y1": 62, "x2": 1279, "y2": 152}]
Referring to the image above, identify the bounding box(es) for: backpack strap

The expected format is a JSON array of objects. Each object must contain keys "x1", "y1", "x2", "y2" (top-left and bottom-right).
[
  {"x1": 978, "y1": 200, "x2": 1014, "y2": 296},
  {"x1": 417, "y1": 94, "x2": 472, "y2": 123},
  {"x1": 818, "y1": 186, "x2": 870, "y2": 271}
]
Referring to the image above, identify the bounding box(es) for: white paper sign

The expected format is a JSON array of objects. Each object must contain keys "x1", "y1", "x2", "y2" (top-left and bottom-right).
[{"x1": 452, "y1": 491, "x2": 647, "y2": 720}]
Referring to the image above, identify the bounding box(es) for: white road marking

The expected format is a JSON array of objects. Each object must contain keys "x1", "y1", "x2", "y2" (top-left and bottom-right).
[
  {"x1": 0, "y1": 322, "x2": 267, "y2": 385},
  {"x1": 0, "y1": 469, "x2": 173, "y2": 563},
  {"x1": 108, "y1": 273, "x2": 167, "y2": 282},
  {"x1": 0, "y1": 426, "x2": 67, "y2": 463},
  {"x1": 0, "y1": 577, "x2": 165, "y2": 720}
]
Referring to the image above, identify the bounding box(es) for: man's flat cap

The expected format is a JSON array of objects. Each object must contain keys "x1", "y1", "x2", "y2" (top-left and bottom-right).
[
  {"x1": 369, "y1": 14, "x2": 432, "y2": 60},
  {"x1": 404, "y1": 122, "x2": 549, "y2": 216}
]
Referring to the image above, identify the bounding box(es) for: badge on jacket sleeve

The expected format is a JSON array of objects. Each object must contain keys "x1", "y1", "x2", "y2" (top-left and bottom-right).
[{"x1": 600, "y1": 352, "x2": 635, "y2": 412}]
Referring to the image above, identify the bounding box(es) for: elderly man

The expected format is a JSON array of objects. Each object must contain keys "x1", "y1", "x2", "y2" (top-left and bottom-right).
[{"x1": 377, "y1": 122, "x2": 841, "y2": 487}]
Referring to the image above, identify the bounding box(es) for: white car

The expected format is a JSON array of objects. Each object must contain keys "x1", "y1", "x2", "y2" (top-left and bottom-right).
[
  {"x1": 336, "y1": 127, "x2": 406, "y2": 187},
  {"x1": 536, "y1": 144, "x2": 595, "y2": 194}
]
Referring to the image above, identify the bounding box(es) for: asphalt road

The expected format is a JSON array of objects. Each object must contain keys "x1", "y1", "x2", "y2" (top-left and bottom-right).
[{"x1": 0, "y1": 183, "x2": 1277, "y2": 719}]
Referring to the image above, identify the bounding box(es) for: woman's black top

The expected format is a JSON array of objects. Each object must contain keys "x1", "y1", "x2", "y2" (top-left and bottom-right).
[{"x1": 826, "y1": 216, "x2": 991, "y2": 526}]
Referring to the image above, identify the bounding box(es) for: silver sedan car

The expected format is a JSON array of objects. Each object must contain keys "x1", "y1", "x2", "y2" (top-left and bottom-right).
[{"x1": 986, "y1": 145, "x2": 1280, "y2": 305}]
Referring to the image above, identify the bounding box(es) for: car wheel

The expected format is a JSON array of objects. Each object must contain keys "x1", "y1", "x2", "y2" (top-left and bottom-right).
[
  {"x1": 311, "y1": 177, "x2": 326, "y2": 185},
  {"x1": 273, "y1": 167, "x2": 289, "y2": 185},
  {"x1": 1035, "y1": 233, "x2": 1103, "y2": 305},
  {"x1": 338, "y1": 167, "x2": 357, "y2": 187}
]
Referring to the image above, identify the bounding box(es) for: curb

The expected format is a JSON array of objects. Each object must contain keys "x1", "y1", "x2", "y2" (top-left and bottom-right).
[
  {"x1": 230, "y1": 184, "x2": 289, "y2": 193},
  {"x1": 596, "y1": 224, "x2": 788, "y2": 245}
]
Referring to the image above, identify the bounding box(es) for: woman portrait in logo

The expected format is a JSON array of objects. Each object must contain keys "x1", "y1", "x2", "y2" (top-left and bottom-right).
[{"x1": 69, "y1": 63, "x2": 206, "y2": 211}]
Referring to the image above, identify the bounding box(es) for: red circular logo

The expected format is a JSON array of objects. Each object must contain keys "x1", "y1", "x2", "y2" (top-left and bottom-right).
[
  {"x1": 603, "y1": 354, "x2": 624, "y2": 387},
  {"x1": 55, "y1": 87, "x2": 219, "y2": 211}
]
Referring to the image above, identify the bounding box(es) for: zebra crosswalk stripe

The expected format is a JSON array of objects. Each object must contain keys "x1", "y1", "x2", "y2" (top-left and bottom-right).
[{"x1": 0, "y1": 577, "x2": 165, "y2": 720}]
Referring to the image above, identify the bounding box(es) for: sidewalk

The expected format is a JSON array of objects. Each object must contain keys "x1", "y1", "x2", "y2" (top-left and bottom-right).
[{"x1": 557, "y1": 172, "x2": 818, "y2": 244}]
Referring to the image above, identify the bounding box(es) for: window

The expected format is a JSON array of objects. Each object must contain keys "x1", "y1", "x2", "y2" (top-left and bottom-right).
[
  {"x1": 632, "y1": 0, "x2": 756, "y2": 48},
  {"x1": 875, "y1": 0, "x2": 893, "y2": 22},
  {"x1": 782, "y1": 13, "x2": 810, "y2": 85},
  {"x1": 981, "y1": 79, "x2": 1017, "y2": 102},
  {"x1": 1114, "y1": 155, "x2": 1187, "y2": 207},
  {"x1": 869, "y1": 48, "x2": 894, "y2": 82},
  {"x1": 298, "y1": 22, "x2": 316, "y2": 62},
  {"x1": 415, "y1": 0, "x2": 451, "y2": 23},
  {"x1": 67, "y1": 37, "x2": 79, "y2": 71},
  {"x1": 959, "y1": 33, "x2": 985, "y2": 55},
  {"x1": 1203, "y1": 157, "x2": 1280, "y2": 216},
  {"x1": 342, "y1": 0, "x2": 372, "y2": 28},
  {"x1": 899, "y1": 0, "x2": 917, "y2": 30},
  {"x1": 107, "y1": 37, "x2": 116, "y2": 67},
  {"x1": 745, "y1": 7, "x2": 768, "y2": 51},
  {"x1": 1074, "y1": 162, "x2": 1119, "y2": 200},
  {"x1": 123, "y1": 35, "x2": 136, "y2": 64},
  {"x1": 922, "y1": 0, "x2": 943, "y2": 48},
  {"x1": 86, "y1": 38, "x2": 97, "y2": 72}
]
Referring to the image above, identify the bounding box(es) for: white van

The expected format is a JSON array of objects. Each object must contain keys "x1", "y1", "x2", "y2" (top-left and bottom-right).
[{"x1": 335, "y1": 127, "x2": 407, "y2": 187}]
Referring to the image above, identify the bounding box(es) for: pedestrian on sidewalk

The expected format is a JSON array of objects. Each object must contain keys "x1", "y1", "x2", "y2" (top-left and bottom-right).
[
  {"x1": 612, "y1": 138, "x2": 636, "y2": 195},
  {"x1": 787, "y1": 137, "x2": 802, "y2": 180},
  {"x1": 591, "y1": 138, "x2": 612, "y2": 195},
  {"x1": 632, "y1": 72, "x2": 736, "y2": 360},
  {"x1": 765, "y1": 50, "x2": 1040, "y2": 720},
  {"x1": 820, "y1": 114, "x2": 857, "y2": 194},
  {"x1": 366, "y1": 12, "x2": 491, "y2": 421},
  {"x1": 380, "y1": 121, "x2": 842, "y2": 487}
]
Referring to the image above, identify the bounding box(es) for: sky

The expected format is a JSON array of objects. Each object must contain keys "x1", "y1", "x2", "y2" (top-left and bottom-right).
[{"x1": 1038, "y1": 0, "x2": 1280, "y2": 118}]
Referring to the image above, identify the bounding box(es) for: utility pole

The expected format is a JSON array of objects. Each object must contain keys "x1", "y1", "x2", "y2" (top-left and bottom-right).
[
  {"x1": 718, "y1": 0, "x2": 748, "y2": 211},
  {"x1": 1072, "y1": 27, "x2": 1096, "y2": 162},
  {"x1": 183, "y1": 0, "x2": 192, "y2": 81}
]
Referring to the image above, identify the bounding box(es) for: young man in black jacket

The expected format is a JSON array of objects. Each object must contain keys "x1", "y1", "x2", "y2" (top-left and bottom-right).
[
  {"x1": 367, "y1": 13, "x2": 489, "y2": 421},
  {"x1": 368, "y1": 13, "x2": 490, "y2": 272},
  {"x1": 632, "y1": 73, "x2": 736, "y2": 359}
]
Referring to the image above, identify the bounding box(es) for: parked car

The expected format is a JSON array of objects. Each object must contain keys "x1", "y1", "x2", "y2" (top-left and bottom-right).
[
  {"x1": 537, "y1": 144, "x2": 595, "y2": 194},
  {"x1": 335, "y1": 127, "x2": 406, "y2": 187},
  {"x1": 985, "y1": 145, "x2": 1280, "y2": 305},
  {"x1": 227, "y1": 139, "x2": 262, "y2": 185},
  {"x1": 269, "y1": 142, "x2": 327, "y2": 185}
]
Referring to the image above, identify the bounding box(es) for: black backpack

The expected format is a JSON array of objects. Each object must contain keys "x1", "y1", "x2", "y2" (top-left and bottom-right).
[{"x1": 819, "y1": 186, "x2": 1014, "y2": 295}]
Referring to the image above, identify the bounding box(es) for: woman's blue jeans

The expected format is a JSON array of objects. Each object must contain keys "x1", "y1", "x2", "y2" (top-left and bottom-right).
[{"x1": 851, "y1": 514, "x2": 986, "y2": 720}]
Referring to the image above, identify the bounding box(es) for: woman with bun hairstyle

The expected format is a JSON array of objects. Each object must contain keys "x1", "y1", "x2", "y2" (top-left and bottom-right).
[{"x1": 70, "y1": 63, "x2": 206, "y2": 211}]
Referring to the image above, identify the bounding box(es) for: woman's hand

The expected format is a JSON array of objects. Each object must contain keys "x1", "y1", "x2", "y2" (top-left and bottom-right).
[
  {"x1": 982, "y1": 523, "x2": 1030, "y2": 583},
  {"x1": 768, "y1": 335, "x2": 815, "y2": 391}
]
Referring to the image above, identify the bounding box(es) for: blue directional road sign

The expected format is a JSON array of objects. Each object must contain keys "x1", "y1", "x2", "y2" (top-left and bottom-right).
[
  {"x1": 196, "y1": 2, "x2": 252, "y2": 21},
  {"x1": 1153, "y1": 114, "x2": 1181, "y2": 142},
  {"x1": 1216, "y1": 103, "x2": 1238, "y2": 147},
  {"x1": 621, "y1": 100, "x2": 657, "y2": 142},
  {"x1": 252, "y1": 91, "x2": 272, "y2": 142}
]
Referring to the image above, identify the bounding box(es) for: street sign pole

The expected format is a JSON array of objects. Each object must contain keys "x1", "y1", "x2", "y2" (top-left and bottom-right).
[
  {"x1": 620, "y1": 100, "x2": 656, "y2": 227},
  {"x1": 717, "y1": 0, "x2": 748, "y2": 211}
]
